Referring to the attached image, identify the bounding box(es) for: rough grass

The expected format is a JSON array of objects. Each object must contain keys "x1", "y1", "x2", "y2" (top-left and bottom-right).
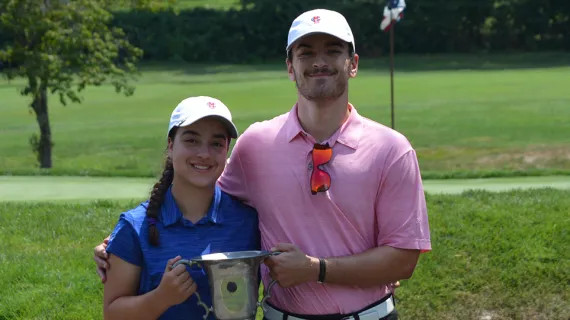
[
  {"x1": 0, "y1": 189, "x2": 569, "y2": 319},
  {"x1": 1, "y1": 53, "x2": 570, "y2": 179}
]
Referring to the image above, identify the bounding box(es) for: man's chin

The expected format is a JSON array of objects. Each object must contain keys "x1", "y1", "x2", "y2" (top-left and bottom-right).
[{"x1": 301, "y1": 89, "x2": 345, "y2": 101}]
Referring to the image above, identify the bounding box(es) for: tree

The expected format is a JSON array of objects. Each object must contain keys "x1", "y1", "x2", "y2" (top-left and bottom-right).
[{"x1": 0, "y1": 0, "x2": 173, "y2": 168}]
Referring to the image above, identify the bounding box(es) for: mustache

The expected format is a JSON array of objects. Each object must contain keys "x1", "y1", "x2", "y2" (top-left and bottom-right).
[{"x1": 305, "y1": 68, "x2": 337, "y2": 76}]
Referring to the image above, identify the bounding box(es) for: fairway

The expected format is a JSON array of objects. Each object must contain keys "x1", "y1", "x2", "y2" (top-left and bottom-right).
[
  {"x1": 1, "y1": 175, "x2": 569, "y2": 202},
  {"x1": 1, "y1": 189, "x2": 568, "y2": 320},
  {"x1": 1, "y1": 53, "x2": 569, "y2": 179}
]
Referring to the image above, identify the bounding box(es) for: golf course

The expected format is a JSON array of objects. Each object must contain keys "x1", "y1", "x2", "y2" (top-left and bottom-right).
[
  {"x1": 1, "y1": 51, "x2": 569, "y2": 319},
  {"x1": 6, "y1": 0, "x2": 570, "y2": 296},
  {"x1": 3, "y1": 53, "x2": 570, "y2": 179}
]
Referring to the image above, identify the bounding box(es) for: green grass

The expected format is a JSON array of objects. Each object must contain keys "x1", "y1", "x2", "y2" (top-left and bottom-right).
[
  {"x1": 1, "y1": 53, "x2": 570, "y2": 179},
  {"x1": 1, "y1": 189, "x2": 568, "y2": 319}
]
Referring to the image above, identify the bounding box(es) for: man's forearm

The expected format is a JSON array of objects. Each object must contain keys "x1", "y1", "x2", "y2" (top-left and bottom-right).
[
  {"x1": 313, "y1": 246, "x2": 420, "y2": 287},
  {"x1": 105, "y1": 289, "x2": 170, "y2": 320}
]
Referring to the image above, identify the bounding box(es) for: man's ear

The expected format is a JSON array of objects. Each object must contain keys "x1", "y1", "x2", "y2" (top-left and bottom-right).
[
  {"x1": 349, "y1": 53, "x2": 359, "y2": 78},
  {"x1": 286, "y1": 58, "x2": 296, "y2": 82}
]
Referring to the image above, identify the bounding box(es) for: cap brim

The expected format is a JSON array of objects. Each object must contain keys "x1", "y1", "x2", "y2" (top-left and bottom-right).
[
  {"x1": 286, "y1": 30, "x2": 354, "y2": 51},
  {"x1": 175, "y1": 115, "x2": 239, "y2": 139}
]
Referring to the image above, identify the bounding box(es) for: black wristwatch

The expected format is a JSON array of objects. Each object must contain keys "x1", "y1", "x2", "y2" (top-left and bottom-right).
[{"x1": 317, "y1": 258, "x2": 326, "y2": 283}]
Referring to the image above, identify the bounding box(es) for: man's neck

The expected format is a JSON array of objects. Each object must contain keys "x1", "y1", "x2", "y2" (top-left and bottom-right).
[
  {"x1": 171, "y1": 177, "x2": 215, "y2": 224},
  {"x1": 296, "y1": 94, "x2": 350, "y2": 143}
]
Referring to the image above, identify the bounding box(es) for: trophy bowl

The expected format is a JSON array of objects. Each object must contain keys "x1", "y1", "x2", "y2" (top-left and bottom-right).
[{"x1": 172, "y1": 250, "x2": 280, "y2": 320}]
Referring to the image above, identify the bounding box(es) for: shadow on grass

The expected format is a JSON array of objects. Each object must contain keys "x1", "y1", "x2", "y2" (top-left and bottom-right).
[
  {"x1": 138, "y1": 51, "x2": 570, "y2": 75},
  {"x1": 2, "y1": 52, "x2": 568, "y2": 88}
]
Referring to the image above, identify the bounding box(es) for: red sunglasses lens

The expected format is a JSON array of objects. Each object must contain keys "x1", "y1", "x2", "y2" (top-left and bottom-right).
[
  {"x1": 313, "y1": 149, "x2": 332, "y2": 166},
  {"x1": 311, "y1": 168, "x2": 331, "y2": 194},
  {"x1": 312, "y1": 144, "x2": 332, "y2": 166}
]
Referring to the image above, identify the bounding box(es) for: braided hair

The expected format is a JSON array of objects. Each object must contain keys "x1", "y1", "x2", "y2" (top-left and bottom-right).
[{"x1": 146, "y1": 129, "x2": 176, "y2": 246}]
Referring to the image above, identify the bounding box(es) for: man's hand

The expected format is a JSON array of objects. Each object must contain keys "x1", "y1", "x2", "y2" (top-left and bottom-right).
[
  {"x1": 264, "y1": 243, "x2": 319, "y2": 288},
  {"x1": 263, "y1": 243, "x2": 403, "y2": 290},
  {"x1": 94, "y1": 236, "x2": 110, "y2": 283}
]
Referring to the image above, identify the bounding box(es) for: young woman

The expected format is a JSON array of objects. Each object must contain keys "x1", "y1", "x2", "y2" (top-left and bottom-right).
[{"x1": 102, "y1": 96, "x2": 261, "y2": 320}]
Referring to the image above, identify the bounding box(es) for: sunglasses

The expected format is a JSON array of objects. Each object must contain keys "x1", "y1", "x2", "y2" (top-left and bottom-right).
[{"x1": 310, "y1": 143, "x2": 332, "y2": 195}]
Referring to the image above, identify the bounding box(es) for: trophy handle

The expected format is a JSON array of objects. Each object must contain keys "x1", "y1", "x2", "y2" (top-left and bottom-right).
[
  {"x1": 259, "y1": 251, "x2": 282, "y2": 312},
  {"x1": 260, "y1": 279, "x2": 278, "y2": 313},
  {"x1": 171, "y1": 259, "x2": 212, "y2": 320},
  {"x1": 193, "y1": 291, "x2": 211, "y2": 320}
]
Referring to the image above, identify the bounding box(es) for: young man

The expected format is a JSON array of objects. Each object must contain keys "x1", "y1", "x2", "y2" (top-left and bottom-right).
[
  {"x1": 216, "y1": 9, "x2": 431, "y2": 320},
  {"x1": 94, "y1": 8, "x2": 431, "y2": 320}
]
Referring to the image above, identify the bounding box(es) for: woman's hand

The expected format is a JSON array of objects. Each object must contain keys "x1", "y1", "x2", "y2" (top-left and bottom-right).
[{"x1": 156, "y1": 256, "x2": 198, "y2": 306}]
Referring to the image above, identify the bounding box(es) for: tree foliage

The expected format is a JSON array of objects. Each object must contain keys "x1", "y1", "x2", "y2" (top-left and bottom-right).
[
  {"x1": 102, "y1": 0, "x2": 569, "y2": 65},
  {"x1": 0, "y1": 0, "x2": 174, "y2": 168}
]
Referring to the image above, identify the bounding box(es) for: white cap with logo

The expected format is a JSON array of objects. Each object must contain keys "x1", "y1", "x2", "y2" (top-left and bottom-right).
[
  {"x1": 286, "y1": 9, "x2": 355, "y2": 52},
  {"x1": 167, "y1": 96, "x2": 239, "y2": 139}
]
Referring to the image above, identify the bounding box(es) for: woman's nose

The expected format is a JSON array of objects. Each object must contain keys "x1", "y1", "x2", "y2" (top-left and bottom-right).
[{"x1": 195, "y1": 144, "x2": 211, "y2": 158}]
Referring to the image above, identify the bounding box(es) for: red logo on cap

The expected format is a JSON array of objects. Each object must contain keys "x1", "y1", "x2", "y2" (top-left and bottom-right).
[
  {"x1": 207, "y1": 102, "x2": 216, "y2": 109},
  {"x1": 311, "y1": 16, "x2": 320, "y2": 24}
]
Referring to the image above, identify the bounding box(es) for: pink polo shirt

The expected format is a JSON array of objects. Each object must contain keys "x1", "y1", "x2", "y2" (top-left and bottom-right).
[{"x1": 218, "y1": 103, "x2": 431, "y2": 315}]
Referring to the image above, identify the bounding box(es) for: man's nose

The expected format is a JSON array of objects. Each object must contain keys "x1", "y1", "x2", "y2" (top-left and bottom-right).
[{"x1": 312, "y1": 54, "x2": 328, "y2": 69}]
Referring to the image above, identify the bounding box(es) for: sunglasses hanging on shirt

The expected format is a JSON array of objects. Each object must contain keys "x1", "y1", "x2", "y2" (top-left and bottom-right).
[{"x1": 310, "y1": 143, "x2": 332, "y2": 195}]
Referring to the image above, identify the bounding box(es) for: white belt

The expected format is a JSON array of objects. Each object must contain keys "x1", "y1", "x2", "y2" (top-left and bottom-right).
[{"x1": 263, "y1": 296, "x2": 395, "y2": 320}]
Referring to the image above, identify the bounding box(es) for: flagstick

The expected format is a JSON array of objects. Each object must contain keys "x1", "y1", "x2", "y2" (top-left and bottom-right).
[{"x1": 389, "y1": 23, "x2": 395, "y2": 130}]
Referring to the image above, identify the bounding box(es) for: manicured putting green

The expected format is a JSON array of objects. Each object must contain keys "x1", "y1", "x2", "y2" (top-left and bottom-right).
[
  {"x1": 1, "y1": 175, "x2": 569, "y2": 202},
  {"x1": 0, "y1": 176, "x2": 153, "y2": 202}
]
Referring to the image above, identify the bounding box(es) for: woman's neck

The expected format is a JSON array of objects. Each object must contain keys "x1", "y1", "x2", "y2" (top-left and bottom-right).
[{"x1": 170, "y1": 178, "x2": 215, "y2": 224}]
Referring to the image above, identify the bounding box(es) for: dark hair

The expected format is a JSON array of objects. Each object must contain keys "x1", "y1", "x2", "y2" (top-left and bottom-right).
[{"x1": 146, "y1": 128, "x2": 177, "y2": 246}]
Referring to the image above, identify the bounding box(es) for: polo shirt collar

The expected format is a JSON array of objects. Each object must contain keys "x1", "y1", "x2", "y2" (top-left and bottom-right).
[
  {"x1": 284, "y1": 102, "x2": 363, "y2": 150},
  {"x1": 161, "y1": 184, "x2": 223, "y2": 227}
]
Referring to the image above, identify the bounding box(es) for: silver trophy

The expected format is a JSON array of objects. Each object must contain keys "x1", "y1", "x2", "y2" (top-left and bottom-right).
[{"x1": 172, "y1": 250, "x2": 280, "y2": 320}]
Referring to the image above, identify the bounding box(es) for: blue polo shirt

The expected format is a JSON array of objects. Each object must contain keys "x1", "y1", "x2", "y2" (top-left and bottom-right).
[{"x1": 106, "y1": 185, "x2": 261, "y2": 320}]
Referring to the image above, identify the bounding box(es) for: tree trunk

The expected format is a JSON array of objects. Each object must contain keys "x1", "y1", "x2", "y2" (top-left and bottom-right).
[{"x1": 32, "y1": 86, "x2": 52, "y2": 168}]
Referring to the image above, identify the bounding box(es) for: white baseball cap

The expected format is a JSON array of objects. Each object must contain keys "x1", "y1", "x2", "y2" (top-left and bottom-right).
[
  {"x1": 286, "y1": 9, "x2": 355, "y2": 52},
  {"x1": 167, "y1": 96, "x2": 239, "y2": 139}
]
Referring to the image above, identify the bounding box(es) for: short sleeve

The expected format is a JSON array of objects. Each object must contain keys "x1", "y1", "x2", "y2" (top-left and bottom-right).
[
  {"x1": 376, "y1": 149, "x2": 431, "y2": 252},
  {"x1": 106, "y1": 214, "x2": 144, "y2": 267},
  {"x1": 218, "y1": 136, "x2": 251, "y2": 205}
]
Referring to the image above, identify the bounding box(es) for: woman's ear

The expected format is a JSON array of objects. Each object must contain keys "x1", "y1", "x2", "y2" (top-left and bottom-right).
[{"x1": 167, "y1": 137, "x2": 174, "y2": 158}]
